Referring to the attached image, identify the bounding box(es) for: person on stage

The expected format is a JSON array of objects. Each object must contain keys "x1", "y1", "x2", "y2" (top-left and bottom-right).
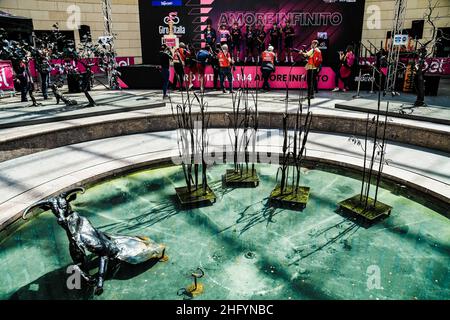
[
  {"x1": 230, "y1": 22, "x2": 242, "y2": 63},
  {"x1": 159, "y1": 44, "x2": 173, "y2": 99},
  {"x1": 217, "y1": 44, "x2": 234, "y2": 93},
  {"x1": 244, "y1": 24, "x2": 255, "y2": 64},
  {"x1": 255, "y1": 24, "x2": 266, "y2": 64},
  {"x1": 268, "y1": 22, "x2": 282, "y2": 63},
  {"x1": 299, "y1": 40, "x2": 322, "y2": 99},
  {"x1": 218, "y1": 24, "x2": 231, "y2": 47},
  {"x1": 186, "y1": 44, "x2": 198, "y2": 90},
  {"x1": 196, "y1": 45, "x2": 211, "y2": 93},
  {"x1": 203, "y1": 21, "x2": 217, "y2": 48},
  {"x1": 332, "y1": 45, "x2": 355, "y2": 92},
  {"x1": 282, "y1": 20, "x2": 295, "y2": 63},
  {"x1": 210, "y1": 44, "x2": 221, "y2": 90},
  {"x1": 261, "y1": 45, "x2": 276, "y2": 91},
  {"x1": 172, "y1": 42, "x2": 188, "y2": 91}
]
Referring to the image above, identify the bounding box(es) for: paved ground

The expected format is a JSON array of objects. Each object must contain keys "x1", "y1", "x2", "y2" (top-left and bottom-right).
[
  {"x1": 1, "y1": 89, "x2": 449, "y2": 135},
  {"x1": 335, "y1": 99, "x2": 450, "y2": 125}
]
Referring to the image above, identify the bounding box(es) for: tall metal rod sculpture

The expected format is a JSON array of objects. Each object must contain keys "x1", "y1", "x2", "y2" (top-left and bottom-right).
[
  {"x1": 22, "y1": 188, "x2": 167, "y2": 295},
  {"x1": 101, "y1": 0, "x2": 120, "y2": 89},
  {"x1": 339, "y1": 67, "x2": 393, "y2": 225},
  {"x1": 269, "y1": 84, "x2": 312, "y2": 210},
  {"x1": 172, "y1": 90, "x2": 216, "y2": 206},
  {"x1": 384, "y1": 0, "x2": 407, "y2": 96},
  {"x1": 224, "y1": 82, "x2": 260, "y2": 187}
]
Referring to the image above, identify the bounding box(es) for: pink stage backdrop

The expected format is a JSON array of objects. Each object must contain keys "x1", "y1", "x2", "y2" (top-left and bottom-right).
[
  {"x1": 170, "y1": 66, "x2": 336, "y2": 89},
  {"x1": 0, "y1": 60, "x2": 14, "y2": 90}
]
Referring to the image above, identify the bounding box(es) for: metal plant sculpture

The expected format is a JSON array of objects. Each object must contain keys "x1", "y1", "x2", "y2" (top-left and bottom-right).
[
  {"x1": 172, "y1": 90, "x2": 216, "y2": 206},
  {"x1": 269, "y1": 86, "x2": 312, "y2": 210},
  {"x1": 224, "y1": 85, "x2": 260, "y2": 187},
  {"x1": 22, "y1": 188, "x2": 167, "y2": 295},
  {"x1": 339, "y1": 73, "x2": 392, "y2": 224}
]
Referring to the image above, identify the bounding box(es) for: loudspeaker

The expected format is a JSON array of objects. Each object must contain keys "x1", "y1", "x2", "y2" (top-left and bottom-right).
[
  {"x1": 411, "y1": 20, "x2": 424, "y2": 39},
  {"x1": 117, "y1": 65, "x2": 163, "y2": 89},
  {"x1": 79, "y1": 25, "x2": 91, "y2": 43}
]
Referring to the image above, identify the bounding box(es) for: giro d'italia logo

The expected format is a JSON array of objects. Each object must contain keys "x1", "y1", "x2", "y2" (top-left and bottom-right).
[
  {"x1": 159, "y1": 12, "x2": 186, "y2": 35},
  {"x1": 164, "y1": 12, "x2": 180, "y2": 25}
]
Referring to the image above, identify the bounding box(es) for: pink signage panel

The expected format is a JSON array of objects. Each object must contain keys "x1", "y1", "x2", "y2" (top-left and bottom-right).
[
  {"x1": 170, "y1": 66, "x2": 336, "y2": 89},
  {"x1": 0, "y1": 60, "x2": 15, "y2": 90}
]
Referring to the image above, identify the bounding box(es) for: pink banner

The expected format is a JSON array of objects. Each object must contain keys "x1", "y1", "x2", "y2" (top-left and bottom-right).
[
  {"x1": 0, "y1": 60, "x2": 14, "y2": 91},
  {"x1": 29, "y1": 57, "x2": 135, "y2": 77},
  {"x1": 170, "y1": 66, "x2": 336, "y2": 89}
]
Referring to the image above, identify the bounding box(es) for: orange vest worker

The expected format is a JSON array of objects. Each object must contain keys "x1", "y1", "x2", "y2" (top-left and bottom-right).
[
  {"x1": 218, "y1": 51, "x2": 231, "y2": 68},
  {"x1": 262, "y1": 51, "x2": 275, "y2": 64}
]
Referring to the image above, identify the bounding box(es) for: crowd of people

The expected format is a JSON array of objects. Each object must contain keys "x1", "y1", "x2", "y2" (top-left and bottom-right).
[
  {"x1": 159, "y1": 20, "x2": 356, "y2": 99},
  {"x1": 202, "y1": 20, "x2": 297, "y2": 64}
]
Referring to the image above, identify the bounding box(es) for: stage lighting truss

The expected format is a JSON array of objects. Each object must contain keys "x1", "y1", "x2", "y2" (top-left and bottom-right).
[
  {"x1": 385, "y1": 0, "x2": 408, "y2": 96},
  {"x1": 102, "y1": 0, "x2": 119, "y2": 89}
]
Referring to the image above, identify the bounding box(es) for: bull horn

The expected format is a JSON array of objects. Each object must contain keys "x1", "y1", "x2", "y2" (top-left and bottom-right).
[
  {"x1": 61, "y1": 187, "x2": 85, "y2": 201},
  {"x1": 22, "y1": 200, "x2": 51, "y2": 220}
]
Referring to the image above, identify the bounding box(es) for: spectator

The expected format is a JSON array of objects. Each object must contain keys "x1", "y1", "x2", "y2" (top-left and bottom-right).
[{"x1": 159, "y1": 44, "x2": 172, "y2": 99}]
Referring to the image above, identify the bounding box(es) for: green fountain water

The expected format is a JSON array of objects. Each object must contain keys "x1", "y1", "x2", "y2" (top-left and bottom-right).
[{"x1": 0, "y1": 164, "x2": 448, "y2": 300}]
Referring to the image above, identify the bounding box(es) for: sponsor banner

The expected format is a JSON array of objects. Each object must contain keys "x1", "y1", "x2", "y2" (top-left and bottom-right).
[
  {"x1": 0, "y1": 60, "x2": 14, "y2": 90},
  {"x1": 152, "y1": 0, "x2": 182, "y2": 6},
  {"x1": 359, "y1": 57, "x2": 450, "y2": 76},
  {"x1": 170, "y1": 66, "x2": 336, "y2": 89},
  {"x1": 29, "y1": 57, "x2": 135, "y2": 77}
]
